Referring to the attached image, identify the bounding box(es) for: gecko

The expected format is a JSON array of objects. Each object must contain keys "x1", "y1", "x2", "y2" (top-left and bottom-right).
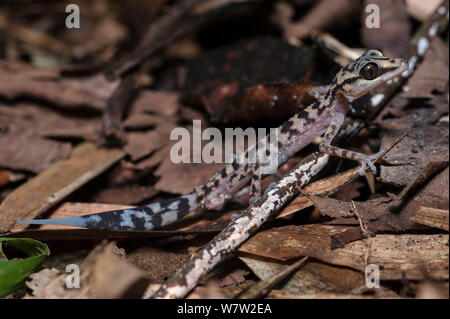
[{"x1": 17, "y1": 50, "x2": 408, "y2": 231}]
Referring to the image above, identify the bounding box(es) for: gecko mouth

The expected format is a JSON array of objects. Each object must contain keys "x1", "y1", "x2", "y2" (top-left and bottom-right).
[{"x1": 379, "y1": 60, "x2": 409, "y2": 83}]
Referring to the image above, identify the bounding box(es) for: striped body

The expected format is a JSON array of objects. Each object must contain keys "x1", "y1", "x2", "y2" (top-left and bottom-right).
[{"x1": 16, "y1": 51, "x2": 408, "y2": 231}]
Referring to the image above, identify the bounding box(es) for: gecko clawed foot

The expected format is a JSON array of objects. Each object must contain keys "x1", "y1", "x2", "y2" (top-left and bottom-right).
[{"x1": 358, "y1": 150, "x2": 384, "y2": 176}]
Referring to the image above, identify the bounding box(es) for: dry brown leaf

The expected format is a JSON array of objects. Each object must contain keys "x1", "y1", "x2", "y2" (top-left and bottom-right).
[
  {"x1": 130, "y1": 90, "x2": 180, "y2": 118},
  {"x1": 380, "y1": 124, "x2": 448, "y2": 187},
  {"x1": 0, "y1": 61, "x2": 112, "y2": 111},
  {"x1": 125, "y1": 124, "x2": 176, "y2": 161},
  {"x1": 0, "y1": 128, "x2": 72, "y2": 173},
  {"x1": 25, "y1": 241, "x2": 149, "y2": 299}
]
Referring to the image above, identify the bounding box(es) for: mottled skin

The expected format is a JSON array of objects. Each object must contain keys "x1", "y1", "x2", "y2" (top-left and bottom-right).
[{"x1": 17, "y1": 51, "x2": 408, "y2": 231}]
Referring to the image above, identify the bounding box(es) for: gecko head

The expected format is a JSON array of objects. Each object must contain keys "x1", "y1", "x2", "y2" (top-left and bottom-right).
[{"x1": 336, "y1": 50, "x2": 408, "y2": 101}]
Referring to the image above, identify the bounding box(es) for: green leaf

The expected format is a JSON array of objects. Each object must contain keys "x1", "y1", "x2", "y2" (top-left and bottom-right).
[{"x1": 0, "y1": 238, "x2": 50, "y2": 298}]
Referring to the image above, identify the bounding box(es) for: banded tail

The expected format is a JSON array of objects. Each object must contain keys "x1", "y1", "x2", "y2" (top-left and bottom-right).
[{"x1": 16, "y1": 192, "x2": 200, "y2": 231}]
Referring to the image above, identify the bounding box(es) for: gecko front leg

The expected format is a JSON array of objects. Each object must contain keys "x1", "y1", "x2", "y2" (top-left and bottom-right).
[{"x1": 319, "y1": 111, "x2": 383, "y2": 176}]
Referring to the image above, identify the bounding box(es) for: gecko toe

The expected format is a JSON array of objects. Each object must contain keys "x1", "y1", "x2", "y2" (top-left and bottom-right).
[
  {"x1": 358, "y1": 161, "x2": 367, "y2": 176},
  {"x1": 367, "y1": 150, "x2": 384, "y2": 161},
  {"x1": 367, "y1": 160, "x2": 377, "y2": 174}
]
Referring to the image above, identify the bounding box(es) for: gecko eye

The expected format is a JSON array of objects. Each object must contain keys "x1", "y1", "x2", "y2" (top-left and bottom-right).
[{"x1": 360, "y1": 62, "x2": 379, "y2": 80}]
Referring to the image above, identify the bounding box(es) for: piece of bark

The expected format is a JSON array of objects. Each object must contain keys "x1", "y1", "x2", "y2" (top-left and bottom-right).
[
  {"x1": 26, "y1": 241, "x2": 150, "y2": 299},
  {"x1": 0, "y1": 142, "x2": 124, "y2": 232},
  {"x1": 412, "y1": 207, "x2": 449, "y2": 231},
  {"x1": 239, "y1": 224, "x2": 449, "y2": 280},
  {"x1": 0, "y1": 129, "x2": 72, "y2": 173}
]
